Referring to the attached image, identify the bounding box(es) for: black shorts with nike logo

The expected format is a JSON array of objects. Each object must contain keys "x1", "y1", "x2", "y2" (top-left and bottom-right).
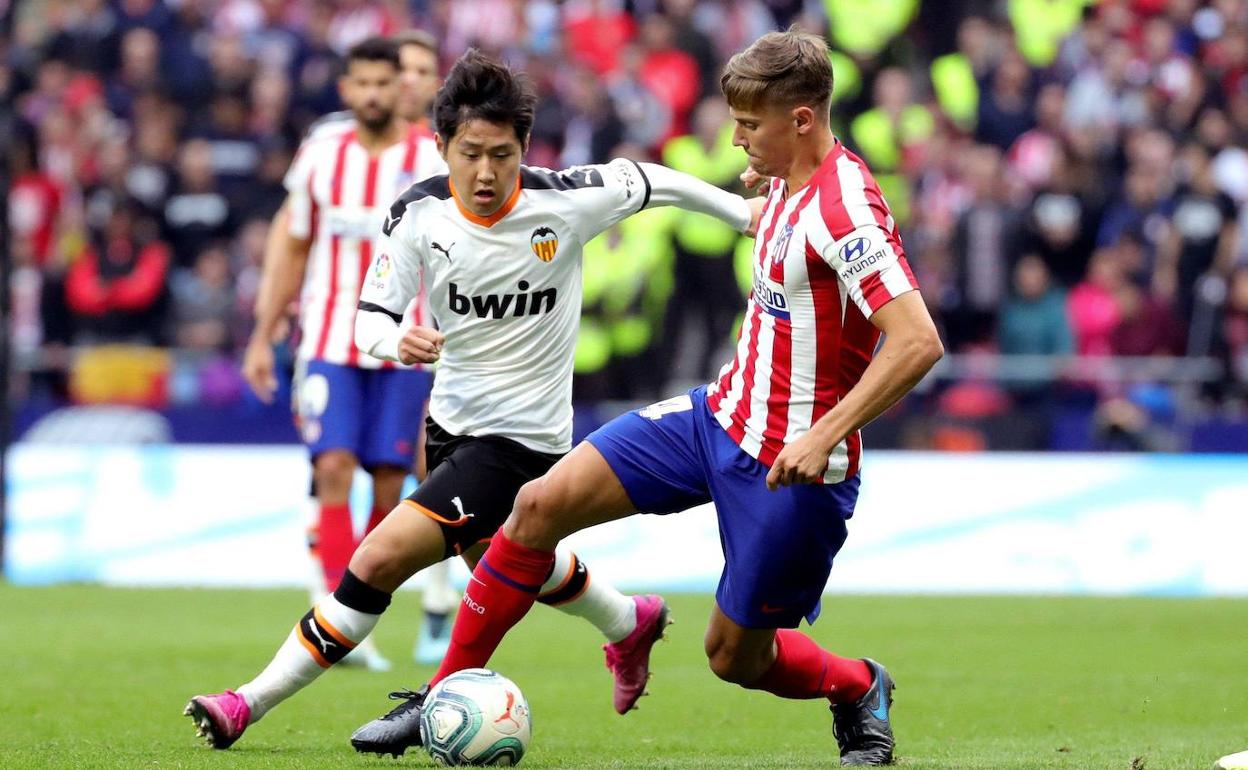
[{"x1": 406, "y1": 418, "x2": 564, "y2": 558}]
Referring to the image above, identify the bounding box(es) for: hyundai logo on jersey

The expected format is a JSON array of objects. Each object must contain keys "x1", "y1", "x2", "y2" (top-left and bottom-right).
[
  {"x1": 840, "y1": 236, "x2": 871, "y2": 262},
  {"x1": 530, "y1": 227, "x2": 559, "y2": 262},
  {"x1": 449, "y1": 281, "x2": 558, "y2": 319}
]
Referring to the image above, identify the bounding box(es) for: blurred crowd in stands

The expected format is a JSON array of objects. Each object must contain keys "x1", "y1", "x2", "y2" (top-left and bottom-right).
[{"x1": 4, "y1": 0, "x2": 1248, "y2": 449}]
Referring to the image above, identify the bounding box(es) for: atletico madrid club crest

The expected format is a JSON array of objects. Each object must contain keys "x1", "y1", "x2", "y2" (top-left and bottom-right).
[
  {"x1": 530, "y1": 226, "x2": 558, "y2": 262},
  {"x1": 772, "y1": 224, "x2": 795, "y2": 264}
]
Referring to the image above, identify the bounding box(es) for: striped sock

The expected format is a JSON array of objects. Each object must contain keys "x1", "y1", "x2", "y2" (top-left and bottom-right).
[
  {"x1": 237, "y1": 571, "x2": 390, "y2": 721},
  {"x1": 538, "y1": 547, "x2": 636, "y2": 643}
]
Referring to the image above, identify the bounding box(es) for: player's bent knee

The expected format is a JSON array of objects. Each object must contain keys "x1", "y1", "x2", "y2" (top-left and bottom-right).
[
  {"x1": 704, "y1": 631, "x2": 771, "y2": 685},
  {"x1": 505, "y1": 478, "x2": 563, "y2": 549},
  {"x1": 706, "y1": 645, "x2": 757, "y2": 685},
  {"x1": 347, "y1": 535, "x2": 397, "y2": 588}
]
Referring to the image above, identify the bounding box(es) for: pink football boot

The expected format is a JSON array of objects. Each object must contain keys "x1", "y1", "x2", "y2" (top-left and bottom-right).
[
  {"x1": 603, "y1": 594, "x2": 672, "y2": 714},
  {"x1": 184, "y1": 690, "x2": 251, "y2": 749}
]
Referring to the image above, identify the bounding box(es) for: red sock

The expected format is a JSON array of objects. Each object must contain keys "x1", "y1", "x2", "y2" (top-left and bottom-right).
[
  {"x1": 748, "y1": 629, "x2": 872, "y2": 703},
  {"x1": 318, "y1": 502, "x2": 354, "y2": 592},
  {"x1": 431, "y1": 532, "x2": 554, "y2": 685},
  {"x1": 364, "y1": 505, "x2": 388, "y2": 536}
]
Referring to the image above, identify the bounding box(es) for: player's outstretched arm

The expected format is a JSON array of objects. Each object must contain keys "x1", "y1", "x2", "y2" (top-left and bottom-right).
[
  {"x1": 636, "y1": 162, "x2": 758, "y2": 234},
  {"x1": 766, "y1": 291, "x2": 943, "y2": 489},
  {"x1": 242, "y1": 198, "x2": 311, "y2": 403}
]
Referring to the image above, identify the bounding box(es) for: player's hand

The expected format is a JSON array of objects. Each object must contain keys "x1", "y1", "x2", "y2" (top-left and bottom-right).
[
  {"x1": 740, "y1": 167, "x2": 771, "y2": 194},
  {"x1": 766, "y1": 431, "x2": 835, "y2": 491},
  {"x1": 745, "y1": 195, "x2": 766, "y2": 238},
  {"x1": 242, "y1": 336, "x2": 279, "y2": 403},
  {"x1": 399, "y1": 325, "x2": 445, "y2": 365}
]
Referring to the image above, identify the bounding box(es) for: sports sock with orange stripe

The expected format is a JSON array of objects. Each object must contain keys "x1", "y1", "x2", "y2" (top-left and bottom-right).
[
  {"x1": 537, "y1": 547, "x2": 636, "y2": 643},
  {"x1": 237, "y1": 570, "x2": 391, "y2": 720}
]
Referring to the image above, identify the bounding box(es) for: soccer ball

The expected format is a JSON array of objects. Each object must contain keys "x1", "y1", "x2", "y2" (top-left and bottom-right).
[{"x1": 420, "y1": 668, "x2": 532, "y2": 766}]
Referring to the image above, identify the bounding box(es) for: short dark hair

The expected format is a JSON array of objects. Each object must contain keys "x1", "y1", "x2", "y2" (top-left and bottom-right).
[
  {"x1": 345, "y1": 36, "x2": 400, "y2": 69},
  {"x1": 434, "y1": 49, "x2": 536, "y2": 144},
  {"x1": 721, "y1": 28, "x2": 834, "y2": 118},
  {"x1": 393, "y1": 29, "x2": 438, "y2": 57}
]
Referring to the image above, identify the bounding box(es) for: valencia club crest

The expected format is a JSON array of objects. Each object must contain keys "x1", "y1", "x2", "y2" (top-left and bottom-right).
[{"x1": 530, "y1": 227, "x2": 558, "y2": 262}]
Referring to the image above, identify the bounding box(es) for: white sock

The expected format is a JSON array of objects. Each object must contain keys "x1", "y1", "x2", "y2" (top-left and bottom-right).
[
  {"x1": 237, "y1": 594, "x2": 382, "y2": 721},
  {"x1": 422, "y1": 559, "x2": 458, "y2": 615},
  {"x1": 539, "y1": 547, "x2": 637, "y2": 643}
]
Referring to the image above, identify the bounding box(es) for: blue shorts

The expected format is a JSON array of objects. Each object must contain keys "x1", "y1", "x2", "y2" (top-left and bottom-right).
[
  {"x1": 295, "y1": 360, "x2": 432, "y2": 469},
  {"x1": 587, "y1": 386, "x2": 859, "y2": 629}
]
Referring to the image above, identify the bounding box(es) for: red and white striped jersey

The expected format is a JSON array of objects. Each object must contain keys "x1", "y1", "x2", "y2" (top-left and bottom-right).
[
  {"x1": 706, "y1": 141, "x2": 919, "y2": 483},
  {"x1": 285, "y1": 123, "x2": 446, "y2": 368}
]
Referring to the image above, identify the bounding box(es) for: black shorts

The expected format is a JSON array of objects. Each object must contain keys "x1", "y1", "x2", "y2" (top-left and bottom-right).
[{"x1": 405, "y1": 418, "x2": 564, "y2": 558}]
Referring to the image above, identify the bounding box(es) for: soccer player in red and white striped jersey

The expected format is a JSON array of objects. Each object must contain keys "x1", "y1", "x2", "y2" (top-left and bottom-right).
[
  {"x1": 241, "y1": 32, "x2": 453, "y2": 671},
  {"x1": 282, "y1": 103, "x2": 435, "y2": 369},
  {"x1": 705, "y1": 128, "x2": 920, "y2": 483},
  {"x1": 417, "y1": 30, "x2": 944, "y2": 766}
]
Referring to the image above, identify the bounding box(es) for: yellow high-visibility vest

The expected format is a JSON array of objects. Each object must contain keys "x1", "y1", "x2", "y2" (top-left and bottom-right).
[
  {"x1": 824, "y1": 0, "x2": 918, "y2": 57},
  {"x1": 931, "y1": 52, "x2": 978, "y2": 130},
  {"x1": 1008, "y1": 0, "x2": 1088, "y2": 67}
]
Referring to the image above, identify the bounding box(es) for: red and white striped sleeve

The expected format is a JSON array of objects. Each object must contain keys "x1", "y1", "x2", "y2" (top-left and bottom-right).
[
  {"x1": 822, "y1": 224, "x2": 918, "y2": 318},
  {"x1": 283, "y1": 140, "x2": 321, "y2": 240},
  {"x1": 805, "y1": 151, "x2": 918, "y2": 319}
]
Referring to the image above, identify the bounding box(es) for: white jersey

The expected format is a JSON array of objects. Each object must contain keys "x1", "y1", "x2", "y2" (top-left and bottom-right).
[
  {"x1": 285, "y1": 122, "x2": 446, "y2": 368},
  {"x1": 359, "y1": 159, "x2": 751, "y2": 453}
]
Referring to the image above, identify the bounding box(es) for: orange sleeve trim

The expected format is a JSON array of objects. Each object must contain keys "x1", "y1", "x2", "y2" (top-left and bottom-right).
[
  {"x1": 402, "y1": 499, "x2": 472, "y2": 527},
  {"x1": 297, "y1": 630, "x2": 332, "y2": 668},
  {"x1": 313, "y1": 607, "x2": 355, "y2": 649},
  {"x1": 449, "y1": 177, "x2": 522, "y2": 227}
]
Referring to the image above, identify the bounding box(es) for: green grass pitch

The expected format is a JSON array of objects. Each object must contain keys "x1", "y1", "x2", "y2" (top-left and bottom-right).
[{"x1": 1, "y1": 584, "x2": 1244, "y2": 769}]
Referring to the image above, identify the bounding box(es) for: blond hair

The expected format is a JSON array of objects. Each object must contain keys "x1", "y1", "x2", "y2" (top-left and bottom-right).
[{"x1": 720, "y1": 29, "x2": 834, "y2": 118}]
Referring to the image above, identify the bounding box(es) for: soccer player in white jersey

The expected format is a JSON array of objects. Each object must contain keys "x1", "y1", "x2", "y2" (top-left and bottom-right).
[
  {"x1": 184, "y1": 49, "x2": 759, "y2": 752},
  {"x1": 241, "y1": 32, "x2": 457, "y2": 668},
  {"x1": 343, "y1": 49, "x2": 760, "y2": 758},
  {"x1": 396, "y1": 30, "x2": 945, "y2": 767}
]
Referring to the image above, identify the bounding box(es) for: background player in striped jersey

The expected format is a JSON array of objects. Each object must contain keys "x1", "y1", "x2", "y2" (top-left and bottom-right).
[
  {"x1": 238, "y1": 36, "x2": 441, "y2": 672},
  {"x1": 241, "y1": 32, "x2": 457, "y2": 668},
  {"x1": 184, "y1": 49, "x2": 757, "y2": 752},
  {"x1": 392, "y1": 30, "x2": 945, "y2": 766}
]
